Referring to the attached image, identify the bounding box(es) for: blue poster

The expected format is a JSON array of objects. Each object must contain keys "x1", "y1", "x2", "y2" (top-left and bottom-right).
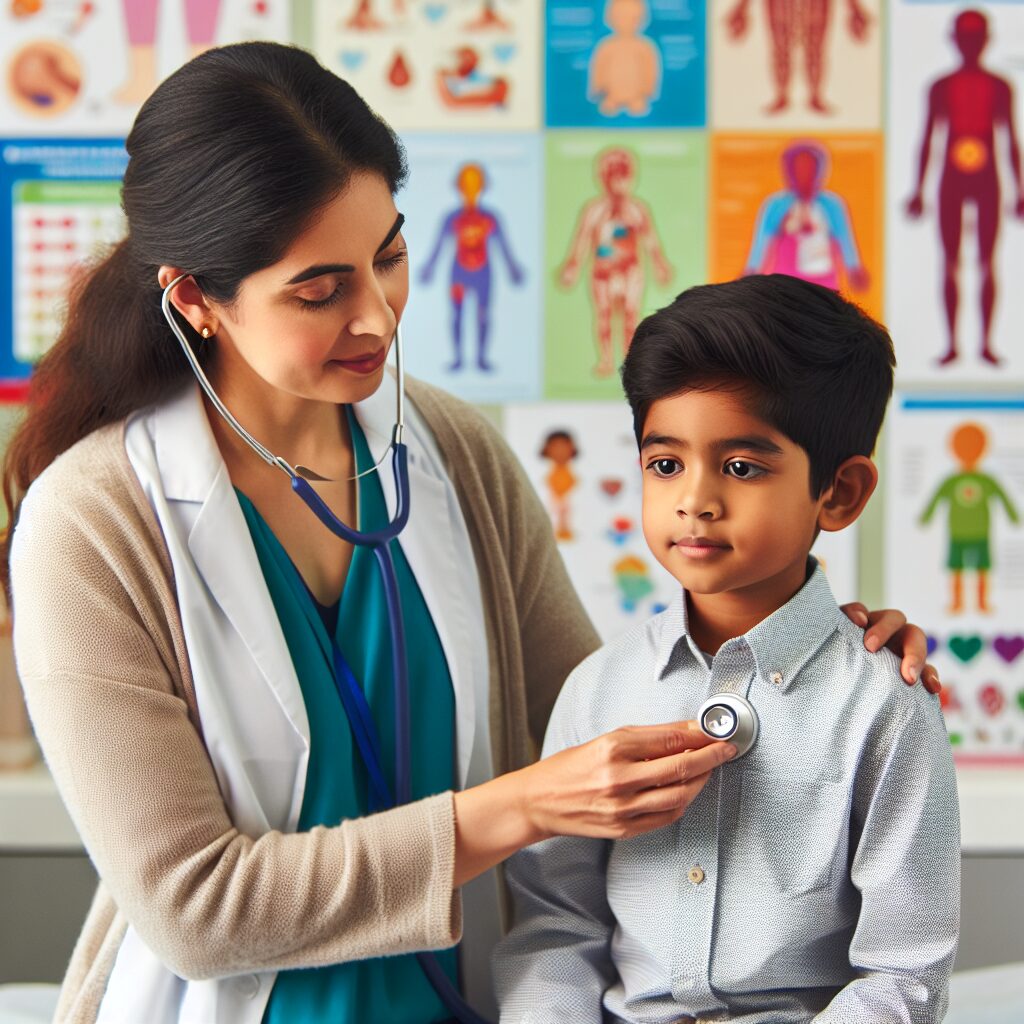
[
  {"x1": 0, "y1": 139, "x2": 127, "y2": 400},
  {"x1": 546, "y1": 0, "x2": 706, "y2": 128},
  {"x1": 399, "y1": 133, "x2": 542, "y2": 403}
]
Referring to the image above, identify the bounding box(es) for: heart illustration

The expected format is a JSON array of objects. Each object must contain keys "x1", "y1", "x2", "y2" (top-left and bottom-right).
[
  {"x1": 339, "y1": 50, "x2": 366, "y2": 71},
  {"x1": 423, "y1": 3, "x2": 446, "y2": 22},
  {"x1": 600, "y1": 478, "x2": 623, "y2": 497},
  {"x1": 948, "y1": 635, "x2": 984, "y2": 663},
  {"x1": 978, "y1": 683, "x2": 1005, "y2": 717},
  {"x1": 992, "y1": 635, "x2": 1024, "y2": 664},
  {"x1": 493, "y1": 43, "x2": 517, "y2": 63},
  {"x1": 926, "y1": 635, "x2": 938, "y2": 657}
]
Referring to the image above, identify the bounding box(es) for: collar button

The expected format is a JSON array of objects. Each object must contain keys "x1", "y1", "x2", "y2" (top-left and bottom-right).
[{"x1": 770, "y1": 671, "x2": 784, "y2": 686}]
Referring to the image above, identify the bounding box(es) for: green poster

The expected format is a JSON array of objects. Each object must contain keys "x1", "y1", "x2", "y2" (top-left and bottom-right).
[{"x1": 544, "y1": 130, "x2": 707, "y2": 400}]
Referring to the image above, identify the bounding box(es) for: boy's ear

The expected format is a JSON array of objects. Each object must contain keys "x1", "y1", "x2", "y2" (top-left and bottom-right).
[{"x1": 817, "y1": 456, "x2": 878, "y2": 533}]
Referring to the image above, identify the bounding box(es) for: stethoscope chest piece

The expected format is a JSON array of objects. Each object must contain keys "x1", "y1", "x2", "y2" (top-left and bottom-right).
[{"x1": 697, "y1": 692, "x2": 759, "y2": 758}]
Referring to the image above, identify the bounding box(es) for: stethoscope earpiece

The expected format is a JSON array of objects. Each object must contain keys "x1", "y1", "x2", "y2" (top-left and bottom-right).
[{"x1": 697, "y1": 692, "x2": 759, "y2": 758}]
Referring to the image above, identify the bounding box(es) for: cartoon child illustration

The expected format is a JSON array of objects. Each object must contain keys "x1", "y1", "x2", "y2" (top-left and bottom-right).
[
  {"x1": 540, "y1": 430, "x2": 579, "y2": 541},
  {"x1": 613, "y1": 554, "x2": 655, "y2": 612},
  {"x1": 558, "y1": 147, "x2": 673, "y2": 377},
  {"x1": 920, "y1": 422, "x2": 1019, "y2": 614},
  {"x1": 588, "y1": 0, "x2": 662, "y2": 117},
  {"x1": 419, "y1": 163, "x2": 524, "y2": 372},
  {"x1": 743, "y1": 139, "x2": 868, "y2": 293}
]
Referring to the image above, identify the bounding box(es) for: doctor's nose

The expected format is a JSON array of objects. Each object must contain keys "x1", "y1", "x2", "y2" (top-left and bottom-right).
[{"x1": 346, "y1": 276, "x2": 396, "y2": 339}]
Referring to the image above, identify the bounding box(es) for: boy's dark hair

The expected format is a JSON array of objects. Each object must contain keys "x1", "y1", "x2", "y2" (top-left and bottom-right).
[{"x1": 620, "y1": 275, "x2": 896, "y2": 496}]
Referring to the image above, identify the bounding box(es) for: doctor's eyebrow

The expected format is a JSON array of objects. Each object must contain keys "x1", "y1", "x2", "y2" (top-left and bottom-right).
[
  {"x1": 284, "y1": 213, "x2": 406, "y2": 285},
  {"x1": 640, "y1": 433, "x2": 785, "y2": 457}
]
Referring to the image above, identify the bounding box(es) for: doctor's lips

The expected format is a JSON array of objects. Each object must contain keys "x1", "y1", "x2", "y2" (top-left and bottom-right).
[{"x1": 329, "y1": 348, "x2": 388, "y2": 375}]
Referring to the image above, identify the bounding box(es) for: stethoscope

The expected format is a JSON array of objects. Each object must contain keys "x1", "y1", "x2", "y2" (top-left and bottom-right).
[
  {"x1": 161, "y1": 275, "x2": 492, "y2": 1024},
  {"x1": 697, "y1": 692, "x2": 759, "y2": 757}
]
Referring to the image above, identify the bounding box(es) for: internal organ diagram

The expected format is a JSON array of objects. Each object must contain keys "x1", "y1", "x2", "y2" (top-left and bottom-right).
[
  {"x1": 558, "y1": 147, "x2": 672, "y2": 377},
  {"x1": 905, "y1": 9, "x2": 1024, "y2": 368},
  {"x1": 725, "y1": 0, "x2": 871, "y2": 115},
  {"x1": 419, "y1": 162, "x2": 524, "y2": 372},
  {"x1": 744, "y1": 139, "x2": 867, "y2": 293}
]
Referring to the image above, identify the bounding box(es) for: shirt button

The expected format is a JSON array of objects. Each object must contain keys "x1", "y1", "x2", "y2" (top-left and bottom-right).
[
  {"x1": 234, "y1": 974, "x2": 260, "y2": 999},
  {"x1": 688, "y1": 865, "x2": 705, "y2": 885},
  {"x1": 771, "y1": 671, "x2": 784, "y2": 686}
]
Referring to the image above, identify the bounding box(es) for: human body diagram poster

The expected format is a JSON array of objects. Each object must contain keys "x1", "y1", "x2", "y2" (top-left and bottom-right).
[
  {"x1": 504, "y1": 402, "x2": 857, "y2": 644},
  {"x1": 887, "y1": 2, "x2": 1024, "y2": 384},
  {"x1": 401, "y1": 134, "x2": 541, "y2": 402},
  {"x1": 1, "y1": 0, "x2": 291, "y2": 134},
  {"x1": 311, "y1": 0, "x2": 541, "y2": 131},
  {"x1": 885, "y1": 395, "x2": 1024, "y2": 765},
  {"x1": 710, "y1": 0, "x2": 882, "y2": 130}
]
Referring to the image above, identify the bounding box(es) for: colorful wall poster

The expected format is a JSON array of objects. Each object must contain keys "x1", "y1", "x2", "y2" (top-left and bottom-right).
[
  {"x1": 545, "y1": 0, "x2": 706, "y2": 128},
  {"x1": 1, "y1": 139, "x2": 128, "y2": 401},
  {"x1": 887, "y1": 3, "x2": 1024, "y2": 383},
  {"x1": 710, "y1": 0, "x2": 882, "y2": 130},
  {"x1": 311, "y1": 0, "x2": 541, "y2": 131},
  {"x1": 400, "y1": 134, "x2": 541, "y2": 402},
  {"x1": 1, "y1": 0, "x2": 291, "y2": 135},
  {"x1": 885, "y1": 394, "x2": 1024, "y2": 765},
  {"x1": 710, "y1": 132, "x2": 884, "y2": 320},
  {"x1": 545, "y1": 130, "x2": 706, "y2": 400},
  {"x1": 504, "y1": 401, "x2": 858, "y2": 643}
]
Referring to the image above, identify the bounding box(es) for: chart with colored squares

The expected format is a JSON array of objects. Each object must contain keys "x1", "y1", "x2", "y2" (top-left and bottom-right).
[{"x1": 2, "y1": 0, "x2": 1024, "y2": 770}]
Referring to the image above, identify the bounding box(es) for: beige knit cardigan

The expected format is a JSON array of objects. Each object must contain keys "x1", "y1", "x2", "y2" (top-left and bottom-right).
[{"x1": 9, "y1": 378, "x2": 600, "y2": 1023}]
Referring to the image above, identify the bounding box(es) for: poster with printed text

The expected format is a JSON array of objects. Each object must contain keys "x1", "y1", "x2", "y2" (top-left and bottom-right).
[
  {"x1": 545, "y1": 130, "x2": 706, "y2": 400},
  {"x1": 504, "y1": 401, "x2": 858, "y2": 645},
  {"x1": 546, "y1": 0, "x2": 706, "y2": 128},
  {"x1": 885, "y1": 394, "x2": 1024, "y2": 766},
  {"x1": 1, "y1": 0, "x2": 291, "y2": 135},
  {"x1": 400, "y1": 134, "x2": 541, "y2": 403},
  {"x1": 311, "y1": 0, "x2": 541, "y2": 131},
  {"x1": 887, "y1": 2, "x2": 1024, "y2": 383},
  {"x1": 710, "y1": 0, "x2": 882, "y2": 130},
  {"x1": 0, "y1": 139, "x2": 128, "y2": 401},
  {"x1": 710, "y1": 132, "x2": 884, "y2": 321}
]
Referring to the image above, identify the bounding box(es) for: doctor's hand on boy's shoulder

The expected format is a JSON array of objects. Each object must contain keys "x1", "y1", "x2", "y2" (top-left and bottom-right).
[
  {"x1": 517, "y1": 722, "x2": 735, "y2": 843},
  {"x1": 840, "y1": 602, "x2": 942, "y2": 694}
]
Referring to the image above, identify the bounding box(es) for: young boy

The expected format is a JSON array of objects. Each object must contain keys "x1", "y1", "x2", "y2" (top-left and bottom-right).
[{"x1": 494, "y1": 276, "x2": 960, "y2": 1023}]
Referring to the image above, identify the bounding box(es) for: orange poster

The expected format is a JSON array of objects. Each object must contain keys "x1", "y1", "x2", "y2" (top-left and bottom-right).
[{"x1": 710, "y1": 133, "x2": 884, "y2": 320}]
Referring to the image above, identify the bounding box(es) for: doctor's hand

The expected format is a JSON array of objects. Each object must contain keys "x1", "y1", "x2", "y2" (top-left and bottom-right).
[
  {"x1": 518, "y1": 722, "x2": 735, "y2": 842},
  {"x1": 840, "y1": 603, "x2": 941, "y2": 694},
  {"x1": 451, "y1": 724, "x2": 734, "y2": 887}
]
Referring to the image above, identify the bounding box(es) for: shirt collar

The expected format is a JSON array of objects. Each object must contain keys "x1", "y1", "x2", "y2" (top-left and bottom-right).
[{"x1": 655, "y1": 558, "x2": 845, "y2": 692}]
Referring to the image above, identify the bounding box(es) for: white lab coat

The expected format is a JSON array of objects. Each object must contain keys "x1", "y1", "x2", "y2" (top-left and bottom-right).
[{"x1": 94, "y1": 375, "x2": 501, "y2": 1024}]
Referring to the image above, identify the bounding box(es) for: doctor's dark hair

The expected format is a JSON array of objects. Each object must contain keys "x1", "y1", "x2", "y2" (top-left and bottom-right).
[
  {"x1": 1, "y1": 42, "x2": 406, "y2": 592},
  {"x1": 620, "y1": 275, "x2": 896, "y2": 497}
]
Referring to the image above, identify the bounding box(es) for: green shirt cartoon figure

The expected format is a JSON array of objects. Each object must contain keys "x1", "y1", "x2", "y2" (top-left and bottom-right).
[{"x1": 920, "y1": 422, "x2": 1019, "y2": 613}]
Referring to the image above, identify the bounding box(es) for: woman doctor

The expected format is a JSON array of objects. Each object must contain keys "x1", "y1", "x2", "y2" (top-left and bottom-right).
[{"x1": 2, "y1": 43, "x2": 940, "y2": 1024}]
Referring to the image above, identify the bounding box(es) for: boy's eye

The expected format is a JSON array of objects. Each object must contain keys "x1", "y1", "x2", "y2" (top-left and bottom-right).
[
  {"x1": 647, "y1": 457, "x2": 681, "y2": 478},
  {"x1": 724, "y1": 460, "x2": 766, "y2": 480}
]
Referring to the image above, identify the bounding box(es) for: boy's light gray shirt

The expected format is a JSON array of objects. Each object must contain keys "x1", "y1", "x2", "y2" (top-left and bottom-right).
[{"x1": 494, "y1": 564, "x2": 960, "y2": 1024}]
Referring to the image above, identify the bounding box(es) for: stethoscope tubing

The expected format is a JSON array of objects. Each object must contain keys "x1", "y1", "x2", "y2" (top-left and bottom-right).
[{"x1": 160, "y1": 274, "x2": 490, "y2": 1023}]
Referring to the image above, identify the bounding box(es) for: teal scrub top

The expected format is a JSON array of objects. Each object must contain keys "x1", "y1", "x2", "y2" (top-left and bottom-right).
[{"x1": 237, "y1": 411, "x2": 458, "y2": 1024}]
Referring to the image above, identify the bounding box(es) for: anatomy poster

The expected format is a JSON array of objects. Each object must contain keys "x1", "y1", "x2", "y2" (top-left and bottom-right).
[
  {"x1": 885, "y1": 394, "x2": 1024, "y2": 765},
  {"x1": 710, "y1": 133, "x2": 883, "y2": 320},
  {"x1": 504, "y1": 401, "x2": 858, "y2": 642},
  {"x1": 887, "y1": 3, "x2": 1024, "y2": 383},
  {"x1": 710, "y1": 0, "x2": 882, "y2": 130},
  {"x1": 311, "y1": 0, "x2": 541, "y2": 131},
  {"x1": 545, "y1": 131, "x2": 705, "y2": 400},
  {"x1": 401, "y1": 134, "x2": 541, "y2": 402},
  {"x1": 545, "y1": 0, "x2": 705, "y2": 128},
  {"x1": 0, "y1": 139, "x2": 128, "y2": 401},
  {"x1": 1, "y1": 0, "x2": 291, "y2": 134}
]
